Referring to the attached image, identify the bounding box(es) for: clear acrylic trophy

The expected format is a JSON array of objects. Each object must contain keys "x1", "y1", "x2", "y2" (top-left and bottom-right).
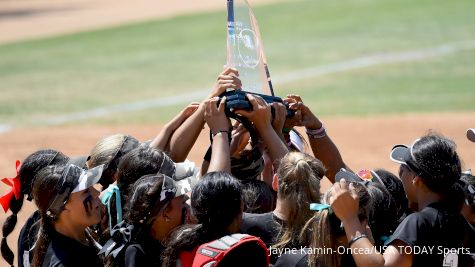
[{"x1": 226, "y1": 0, "x2": 274, "y2": 96}]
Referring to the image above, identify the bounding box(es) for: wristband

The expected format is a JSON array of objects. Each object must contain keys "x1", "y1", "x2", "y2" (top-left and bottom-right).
[{"x1": 348, "y1": 234, "x2": 368, "y2": 247}]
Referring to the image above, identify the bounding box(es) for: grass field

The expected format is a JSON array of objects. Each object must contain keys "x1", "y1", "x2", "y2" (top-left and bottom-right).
[{"x1": 1, "y1": 0, "x2": 474, "y2": 127}]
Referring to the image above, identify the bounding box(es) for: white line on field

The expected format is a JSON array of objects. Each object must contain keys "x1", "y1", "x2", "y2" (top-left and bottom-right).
[
  {"x1": 274, "y1": 40, "x2": 475, "y2": 84},
  {"x1": 0, "y1": 124, "x2": 12, "y2": 134},
  {"x1": 1, "y1": 40, "x2": 474, "y2": 133}
]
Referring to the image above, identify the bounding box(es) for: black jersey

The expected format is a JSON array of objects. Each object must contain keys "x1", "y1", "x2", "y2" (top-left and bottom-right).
[
  {"x1": 123, "y1": 235, "x2": 165, "y2": 267},
  {"x1": 386, "y1": 202, "x2": 475, "y2": 267},
  {"x1": 42, "y1": 231, "x2": 102, "y2": 267},
  {"x1": 18, "y1": 211, "x2": 40, "y2": 267}
]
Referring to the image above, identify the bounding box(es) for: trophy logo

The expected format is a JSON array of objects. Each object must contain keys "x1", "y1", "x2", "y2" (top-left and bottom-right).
[{"x1": 227, "y1": 0, "x2": 274, "y2": 96}]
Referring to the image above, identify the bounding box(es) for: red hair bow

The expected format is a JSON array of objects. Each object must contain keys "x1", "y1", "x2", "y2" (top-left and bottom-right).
[{"x1": 0, "y1": 160, "x2": 21, "y2": 212}]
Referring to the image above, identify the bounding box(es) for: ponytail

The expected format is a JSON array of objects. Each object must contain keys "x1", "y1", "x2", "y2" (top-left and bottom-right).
[
  {"x1": 32, "y1": 216, "x2": 54, "y2": 267},
  {"x1": 1, "y1": 196, "x2": 24, "y2": 266},
  {"x1": 300, "y1": 210, "x2": 339, "y2": 267},
  {"x1": 1, "y1": 150, "x2": 68, "y2": 266},
  {"x1": 446, "y1": 181, "x2": 465, "y2": 212}
]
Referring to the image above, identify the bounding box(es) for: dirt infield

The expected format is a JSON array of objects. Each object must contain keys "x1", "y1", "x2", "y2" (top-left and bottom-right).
[{"x1": 0, "y1": 112, "x2": 474, "y2": 264}]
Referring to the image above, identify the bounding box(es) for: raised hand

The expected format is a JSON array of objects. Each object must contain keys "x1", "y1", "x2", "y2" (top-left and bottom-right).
[
  {"x1": 204, "y1": 97, "x2": 231, "y2": 134},
  {"x1": 329, "y1": 179, "x2": 360, "y2": 223},
  {"x1": 271, "y1": 102, "x2": 287, "y2": 133},
  {"x1": 285, "y1": 94, "x2": 321, "y2": 130},
  {"x1": 235, "y1": 94, "x2": 272, "y2": 131},
  {"x1": 208, "y1": 67, "x2": 241, "y2": 99}
]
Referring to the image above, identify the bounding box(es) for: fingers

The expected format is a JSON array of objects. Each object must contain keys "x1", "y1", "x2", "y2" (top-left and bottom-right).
[
  {"x1": 286, "y1": 94, "x2": 303, "y2": 103},
  {"x1": 217, "y1": 75, "x2": 242, "y2": 85},
  {"x1": 216, "y1": 75, "x2": 242, "y2": 91},
  {"x1": 288, "y1": 101, "x2": 305, "y2": 111},
  {"x1": 205, "y1": 97, "x2": 219, "y2": 114},
  {"x1": 218, "y1": 97, "x2": 226, "y2": 113},
  {"x1": 349, "y1": 182, "x2": 359, "y2": 200},
  {"x1": 247, "y1": 94, "x2": 266, "y2": 110},
  {"x1": 340, "y1": 178, "x2": 349, "y2": 191},
  {"x1": 220, "y1": 67, "x2": 239, "y2": 77}
]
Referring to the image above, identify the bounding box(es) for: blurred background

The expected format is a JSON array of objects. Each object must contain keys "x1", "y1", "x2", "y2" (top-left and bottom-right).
[{"x1": 1, "y1": 0, "x2": 475, "y2": 265}]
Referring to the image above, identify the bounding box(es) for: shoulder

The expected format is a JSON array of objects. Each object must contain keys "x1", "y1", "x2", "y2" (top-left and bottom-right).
[
  {"x1": 241, "y1": 212, "x2": 280, "y2": 247},
  {"x1": 274, "y1": 250, "x2": 308, "y2": 267},
  {"x1": 386, "y1": 211, "x2": 430, "y2": 247},
  {"x1": 241, "y1": 212, "x2": 278, "y2": 232},
  {"x1": 242, "y1": 212, "x2": 275, "y2": 224}
]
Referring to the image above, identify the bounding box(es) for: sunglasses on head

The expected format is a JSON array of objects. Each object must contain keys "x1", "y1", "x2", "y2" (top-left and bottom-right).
[{"x1": 356, "y1": 169, "x2": 386, "y2": 188}]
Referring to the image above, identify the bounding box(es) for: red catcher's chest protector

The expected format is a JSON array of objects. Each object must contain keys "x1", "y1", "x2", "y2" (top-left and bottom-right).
[{"x1": 178, "y1": 234, "x2": 269, "y2": 267}]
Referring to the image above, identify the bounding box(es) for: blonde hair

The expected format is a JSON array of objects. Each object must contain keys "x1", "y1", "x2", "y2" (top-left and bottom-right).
[
  {"x1": 298, "y1": 183, "x2": 372, "y2": 267},
  {"x1": 87, "y1": 134, "x2": 139, "y2": 186},
  {"x1": 273, "y1": 152, "x2": 325, "y2": 250}
]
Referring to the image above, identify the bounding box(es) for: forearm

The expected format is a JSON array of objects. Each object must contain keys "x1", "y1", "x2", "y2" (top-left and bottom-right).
[
  {"x1": 149, "y1": 127, "x2": 173, "y2": 151},
  {"x1": 169, "y1": 105, "x2": 206, "y2": 162},
  {"x1": 258, "y1": 125, "x2": 289, "y2": 170},
  {"x1": 307, "y1": 123, "x2": 347, "y2": 182},
  {"x1": 207, "y1": 134, "x2": 231, "y2": 173},
  {"x1": 341, "y1": 217, "x2": 385, "y2": 267},
  {"x1": 308, "y1": 136, "x2": 347, "y2": 182}
]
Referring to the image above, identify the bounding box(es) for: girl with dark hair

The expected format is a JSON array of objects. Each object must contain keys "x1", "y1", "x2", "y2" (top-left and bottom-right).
[
  {"x1": 361, "y1": 181, "x2": 398, "y2": 248},
  {"x1": 0, "y1": 149, "x2": 69, "y2": 267},
  {"x1": 31, "y1": 164, "x2": 104, "y2": 267},
  {"x1": 162, "y1": 172, "x2": 249, "y2": 267},
  {"x1": 372, "y1": 168, "x2": 411, "y2": 223},
  {"x1": 336, "y1": 169, "x2": 401, "y2": 247},
  {"x1": 329, "y1": 134, "x2": 475, "y2": 267},
  {"x1": 99, "y1": 174, "x2": 191, "y2": 267},
  {"x1": 461, "y1": 170, "x2": 475, "y2": 226},
  {"x1": 115, "y1": 94, "x2": 233, "y2": 205},
  {"x1": 241, "y1": 179, "x2": 276, "y2": 214},
  {"x1": 99, "y1": 96, "x2": 232, "y2": 263}
]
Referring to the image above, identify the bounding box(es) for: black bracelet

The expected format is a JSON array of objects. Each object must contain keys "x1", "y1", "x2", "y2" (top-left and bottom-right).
[{"x1": 348, "y1": 234, "x2": 368, "y2": 247}]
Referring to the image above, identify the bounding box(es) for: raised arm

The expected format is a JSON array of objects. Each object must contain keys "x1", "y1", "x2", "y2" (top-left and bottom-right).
[
  {"x1": 235, "y1": 94, "x2": 289, "y2": 170},
  {"x1": 205, "y1": 97, "x2": 231, "y2": 173},
  {"x1": 149, "y1": 102, "x2": 199, "y2": 151},
  {"x1": 168, "y1": 68, "x2": 240, "y2": 162},
  {"x1": 285, "y1": 94, "x2": 348, "y2": 182}
]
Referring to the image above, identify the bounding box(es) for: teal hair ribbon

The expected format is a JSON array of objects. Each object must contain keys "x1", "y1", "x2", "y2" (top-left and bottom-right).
[
  {"x1": 309, "y1": 203, "x2": 332, "y2": 212},
  {"x1": 101, "y1": 184, "x2": 122, "y2": 230}
]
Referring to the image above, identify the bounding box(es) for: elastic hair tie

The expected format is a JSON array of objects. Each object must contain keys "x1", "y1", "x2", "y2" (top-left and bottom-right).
[{"x1": 101, "y1": 184, "x2": 122, "y2": 230}]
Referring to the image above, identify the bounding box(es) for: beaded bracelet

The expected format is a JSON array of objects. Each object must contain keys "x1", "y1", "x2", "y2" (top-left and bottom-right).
[
  {"x1": 348, "y1": 234, "x2": 368, "y2": 247},
  {"x1": 306, "y1": 124, "x2": 326, "y2": 139}
]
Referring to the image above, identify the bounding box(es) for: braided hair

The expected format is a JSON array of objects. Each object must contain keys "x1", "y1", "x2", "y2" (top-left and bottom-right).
[{"x1": 1, "y1": 149, "x2": 68, "y2": 267}]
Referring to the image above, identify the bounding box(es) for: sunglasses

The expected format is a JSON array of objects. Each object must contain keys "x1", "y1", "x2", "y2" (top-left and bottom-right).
[{"x1": 356, "y1": 169, "x2": 386, "y2": 188}]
